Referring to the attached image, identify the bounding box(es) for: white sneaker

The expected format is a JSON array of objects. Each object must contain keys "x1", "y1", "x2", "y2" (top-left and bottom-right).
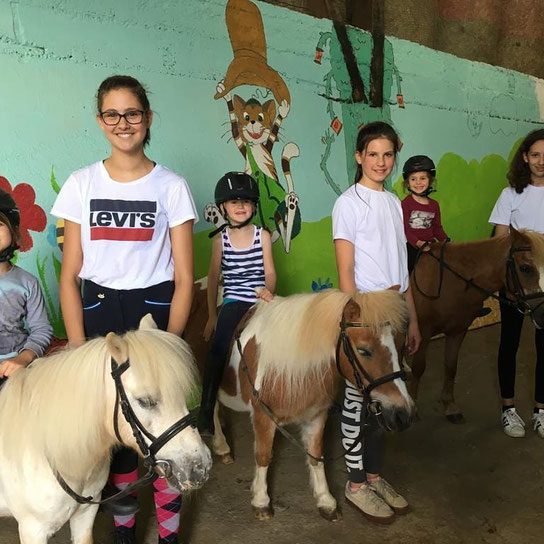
[
  {"x1": 532, "y1": 411, "x2": 544, "y2": 438},
  {"x1": 345, "y1": 482, "x2": 394, "y2": 523},
  {"x1": 501, "y1": 408, "x2": 525, "y2": 438}
]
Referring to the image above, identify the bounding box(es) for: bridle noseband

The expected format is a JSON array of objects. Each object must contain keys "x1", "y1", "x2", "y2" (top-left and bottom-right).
[
  {"x1": 335, "y1": 320, "x2": 407, "y2": 431},
  {"x1": 54, "y1": 356, "x2": 196, "y2": 506}
]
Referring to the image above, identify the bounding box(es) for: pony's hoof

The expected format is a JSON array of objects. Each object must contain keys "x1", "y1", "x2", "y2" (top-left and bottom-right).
[
  {"x1": 319, "y1": 507, "x2": 342, "y2": 522},
  {"x1": 253, "y1": 505, "x2": 274, "y2": 520},
  {"x1": 446, "y1": 412, "x2": 465, "y2": 424},
  {"x1": 221, "y1": 453, "x2": 234, "y2": 465}
]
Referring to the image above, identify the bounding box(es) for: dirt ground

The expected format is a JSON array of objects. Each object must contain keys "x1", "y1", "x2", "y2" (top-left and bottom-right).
[{"x1": 1, "y1": 320, "x2": 543, "y2": 544}]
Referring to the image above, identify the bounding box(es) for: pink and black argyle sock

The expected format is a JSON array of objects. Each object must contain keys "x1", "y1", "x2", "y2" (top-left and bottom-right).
[
  {"x1": 111, "y1": 469, "x2": 138, "y2": 530},
  {"x1": 154, "y1": 477, "x2": 181, "y2": 544}
]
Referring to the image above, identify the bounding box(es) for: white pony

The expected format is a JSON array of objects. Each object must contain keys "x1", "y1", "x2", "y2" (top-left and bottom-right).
[{"x1": 0, "y1": 315, "x2": 211, "y2": 544}]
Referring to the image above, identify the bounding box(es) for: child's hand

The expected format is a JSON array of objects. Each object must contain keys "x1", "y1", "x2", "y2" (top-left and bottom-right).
[
  {"x1": 0, "y1": 356, "x2": 28, "y2": 378},
  {"x1": 256, "y1": 287, "x2": 274, "y2": 302},
  {"x1": 203, "y1": 316, "x2": 217, "y2": 342},
  {"x1": 406, "y1": 320, "x2": 422, "y2": 355}
]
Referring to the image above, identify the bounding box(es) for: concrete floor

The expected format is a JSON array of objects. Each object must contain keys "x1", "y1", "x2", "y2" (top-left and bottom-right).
[{"x1": 1, "y1": 320, "x2": 543, "y2": 543}]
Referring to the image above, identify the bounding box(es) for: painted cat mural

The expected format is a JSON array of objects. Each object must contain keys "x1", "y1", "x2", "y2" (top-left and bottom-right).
[{"x1": 206, "y1": 0, "x2": 301, "y2": 253}]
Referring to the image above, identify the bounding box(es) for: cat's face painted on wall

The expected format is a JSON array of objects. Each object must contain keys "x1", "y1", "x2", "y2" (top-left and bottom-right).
[{"x1": 233, "y1": 96, "x2": 276, "y2": 146}]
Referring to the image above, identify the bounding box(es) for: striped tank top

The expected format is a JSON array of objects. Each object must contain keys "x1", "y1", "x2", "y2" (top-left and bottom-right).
[{"x1": 221, "y1": 226, "x2": 265, "y2": 302}]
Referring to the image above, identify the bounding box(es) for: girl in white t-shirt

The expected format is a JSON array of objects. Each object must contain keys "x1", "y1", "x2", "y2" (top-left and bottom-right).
[
  {"x1": 52, "y1": 75, "x2": 196, "y2": 544},
  {"x1": 489, "y1": 128, "x2": 544, "y2": 440},
  {"x1": 332, "y1": 121, "x2": 421, "y2": 524}
]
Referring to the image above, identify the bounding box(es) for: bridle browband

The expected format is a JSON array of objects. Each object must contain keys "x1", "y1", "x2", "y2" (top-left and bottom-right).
[
  {"x1": 413, "y1": 241, "x2": 544, "y2": 326},
  {"x1": 236, "y1": 317, "x2": 407, "y2": 464},
  {"x1": 54, "y1": 356, "x2": 196, "y2": 506}
]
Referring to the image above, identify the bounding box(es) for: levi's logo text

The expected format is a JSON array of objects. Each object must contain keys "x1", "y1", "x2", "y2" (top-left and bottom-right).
[{"x1": 89, "y1": 199, "x2": 156, "y2": 242}]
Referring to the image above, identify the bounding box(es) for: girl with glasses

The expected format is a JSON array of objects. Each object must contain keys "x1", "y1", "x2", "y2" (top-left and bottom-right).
[{"x1": 52, "y1": 75, "x2": 197, "y2": 544}]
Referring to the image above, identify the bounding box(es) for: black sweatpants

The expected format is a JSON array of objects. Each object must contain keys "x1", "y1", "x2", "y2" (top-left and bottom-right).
[
  {"x1": 497, "y1": 298, "x2": 544, "y2": 404},
  {"x1": 82, "y1": 279, "x2": 174, "y2": 473}
]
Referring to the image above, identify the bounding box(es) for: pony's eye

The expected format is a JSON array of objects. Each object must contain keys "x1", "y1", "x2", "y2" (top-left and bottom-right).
[
  {"x1": 243, "y1": 112, "x2": 250, "y2": 121},
  {"x1": 137, "y1": 397, "x2": 158, "y2": 409},
  {"x1": 519, "y1": 264, "x2": 533, "y2": 274},
  {"x1": 357, "y1": 347, "x2": 373, "y2": 358},
  {"x1": 257, "y1": 113, "x2": 264, "y2": 122}
]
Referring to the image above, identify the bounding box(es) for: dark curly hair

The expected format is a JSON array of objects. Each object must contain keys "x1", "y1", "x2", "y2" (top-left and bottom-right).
[
  {"x1": 354, "y1": 121, "x2": 401, "y2": 183},
  {"x1": 96, "y1": 75, "x2": 152, "y2": 147},
  {"x1": 507, "y1": 128, "x2": 544, "y2": 193}
]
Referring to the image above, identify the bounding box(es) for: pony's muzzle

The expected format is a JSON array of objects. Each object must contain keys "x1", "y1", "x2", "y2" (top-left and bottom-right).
[{"x1": 380, "y1": 404, "x2": 414, "y2": 432}]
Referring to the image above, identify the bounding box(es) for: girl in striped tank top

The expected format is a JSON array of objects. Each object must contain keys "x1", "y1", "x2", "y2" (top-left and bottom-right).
[{"x1": 197, "y1": 172, "x2": 276, "y2": 435}]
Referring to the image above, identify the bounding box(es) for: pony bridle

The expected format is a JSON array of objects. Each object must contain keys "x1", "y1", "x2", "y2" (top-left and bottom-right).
[
  {"x1": 335, "y1": 320, "x2": 407, "y2": 431},
  {"x1": 54, "y1": 357, "x2": 196, "y2": 506},
  {"x1": 506, "y1": 246, "x2": 544, "y2": 327},
  {"x1": 110, "y1": 357, "x2": 196, "y2": 479}
]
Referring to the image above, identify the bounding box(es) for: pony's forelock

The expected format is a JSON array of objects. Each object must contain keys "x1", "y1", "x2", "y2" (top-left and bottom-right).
[{"x1": 522, "y1": 229, "x2": 544, "y2": 269}]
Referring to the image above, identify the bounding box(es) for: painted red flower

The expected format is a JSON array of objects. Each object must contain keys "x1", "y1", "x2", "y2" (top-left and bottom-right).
[{"x1": 0, "y1": 176, "x2": 47, "y2": 252}]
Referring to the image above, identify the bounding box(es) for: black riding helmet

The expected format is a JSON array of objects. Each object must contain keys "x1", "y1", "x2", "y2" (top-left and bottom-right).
[
  {"x1": 215, "y1": 172, "x2": 259, "y2": 205},
  {"x1": 0, "y1": 188, "x2": 20, "y2": 262},
  {"x1": 0, "y1": 188, "x2": 20, "y2": 229},
  {"x1": 208, "y1": 172, "x2": 259, "y2": 238},
  {"x1": 402, "y1": 155, "x2": 436, "y2": 180}
]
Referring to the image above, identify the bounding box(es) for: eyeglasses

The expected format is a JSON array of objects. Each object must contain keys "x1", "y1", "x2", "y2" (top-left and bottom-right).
[{"x1": 100, "y1": 110, "x2": 146, "y2": 126}]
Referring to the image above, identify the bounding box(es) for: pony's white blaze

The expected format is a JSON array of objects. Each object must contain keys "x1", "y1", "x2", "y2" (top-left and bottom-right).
[
  {"x1": 374, "y1": 326, "x2": 412, "y2": 407},
  {"x1": 539, "y1": 265, "x2": 544, "y2": 292}
]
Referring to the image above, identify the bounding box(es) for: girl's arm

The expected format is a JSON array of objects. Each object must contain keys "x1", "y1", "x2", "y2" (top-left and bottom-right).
[
  {"x1": 258, "y1": 229, "x2": 276, "y2": 302},
  {"x1": 203, "y1": 235, "x2": 222, "y2": 340},
  {"x1": 433, "y1": 203, "x2": 449, "y2": 241},
  {"x1": 404, "y1": 285, "x2": 421, "y2": 355},
  {"x1": 334, "y1": 239, "x2": 357, "y2": 292},
  {"x1": 167, "y1": 221, "x2": 195, "y2": 336},
  {"x1": 494, "y1": 224, "x2": 509, "y2": 237},
  {"x1": 59, "y1": 220, "x2": 86, "y2": 346}
]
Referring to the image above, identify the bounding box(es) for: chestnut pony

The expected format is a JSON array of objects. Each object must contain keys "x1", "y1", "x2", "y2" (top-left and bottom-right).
[
  {"x1": 410, "y1": 228, "x2": 544, "y2": 423},
  {"x1": 199, "y1": 288, "x2": 414, "y2": 521}
]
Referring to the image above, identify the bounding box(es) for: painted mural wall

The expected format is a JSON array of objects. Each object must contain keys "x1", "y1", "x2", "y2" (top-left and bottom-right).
[{"x1": 1, "y1": 0, "x2": 543, "y2": 339}]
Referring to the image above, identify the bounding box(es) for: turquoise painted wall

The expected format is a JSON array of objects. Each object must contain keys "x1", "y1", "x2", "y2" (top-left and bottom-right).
[{"x1": 1, "y1": 0, "x2": 542, "y2": 337}]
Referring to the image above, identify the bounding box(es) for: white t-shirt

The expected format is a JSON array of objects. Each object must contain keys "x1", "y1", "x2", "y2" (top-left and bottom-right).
[
  {"x1": 51, "y1": 161, "x2": 198, "y2": 289},
  {"x1": 332, "y1": 183, "x2": 409, "y2": 293},
  {"x1": 489, "y1": 185, "x2": 544, "y2": 233}
]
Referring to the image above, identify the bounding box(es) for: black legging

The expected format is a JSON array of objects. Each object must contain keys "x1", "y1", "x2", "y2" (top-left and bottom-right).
[
  {"x1": 341, "y1": 380, "x2": 384, "y2": 483},
  {"x1": 497, "y1": 298, "x2": 544, "y2": 404}
]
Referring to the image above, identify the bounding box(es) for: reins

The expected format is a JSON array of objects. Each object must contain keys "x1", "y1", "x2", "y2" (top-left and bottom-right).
[
  {"x1": 53, "y1": 356, "x2": 197, "y2": 506},
  {"x1": 412, "y1": 241, "x2": 544, "y2": 315},
  {"x1": 235, "y1": 318, "x2": 406, "y2": 464}
]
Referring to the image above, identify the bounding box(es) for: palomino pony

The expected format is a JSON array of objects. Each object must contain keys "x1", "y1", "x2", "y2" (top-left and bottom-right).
[
  {"x1": 0, "y1": 316, "x2": 211, "y2": 544},
  {"x1": 411, "y1": 228, "x2": 544, "y2": 423},
  {"x1": 210, "y1": 288, "x2": 414, "y2": 521}
]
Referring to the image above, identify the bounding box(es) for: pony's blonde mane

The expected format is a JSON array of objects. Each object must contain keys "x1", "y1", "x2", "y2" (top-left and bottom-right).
[
  {"x1": 0, "y1": 329, "x2": 197, "y2": 479},
  {"x1": 246, "y1": 289, "x2": 408, "y2": 393},
  {"x1": 523, "y1": 229, "x2": 544, "y2": 269}
]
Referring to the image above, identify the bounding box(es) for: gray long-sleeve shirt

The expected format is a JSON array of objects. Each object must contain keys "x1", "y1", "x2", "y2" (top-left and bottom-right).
[{"x1": 0, "y1": 265, "x2": 53, "y2": 361}]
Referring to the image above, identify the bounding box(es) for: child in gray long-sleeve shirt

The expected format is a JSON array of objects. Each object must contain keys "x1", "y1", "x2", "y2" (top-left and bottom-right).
[{"x1": 0, "y1": 189, "x2": 52, "y2": 377}]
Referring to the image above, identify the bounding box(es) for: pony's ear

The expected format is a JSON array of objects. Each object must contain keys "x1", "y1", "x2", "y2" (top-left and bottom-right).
[
  {"x1": 105, "y1": 333, "x2": 129, "y2": 364},
  {"x1": 389, "y1": 284, "x2": 401, "y2": 291},
  {"x1": 343, "y1": 299, "x2": 361, "y2": 322},
  {"x1": 139, "y1": 313, "x2": 158, "y2": 330},
  {"x1": 509, "y1": 225, "x2": 527, "y2": 246}
]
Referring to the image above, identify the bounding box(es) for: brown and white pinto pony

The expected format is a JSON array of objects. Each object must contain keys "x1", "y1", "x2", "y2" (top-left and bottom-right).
[
  {"x1": 410, "y1": 228, "x2": 544, "y2": 423},
  {"x1": 209, "y1": 288, "x2": 414, "y2": 521}
]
